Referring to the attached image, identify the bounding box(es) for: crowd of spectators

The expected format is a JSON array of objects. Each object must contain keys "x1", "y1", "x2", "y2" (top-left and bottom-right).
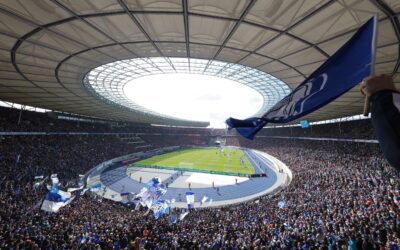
[
  {"x1": 141, "y1": 134, "x2": 210, "y2": 147},
  {"x1": 0, "y1": 106, "x2": 211, "y2": 135},
  {"x1": 1, "y1": 127, "x2": 399, "y2": 249},
  {"x1": 0, "y1": 135, "x2": 140, "y2": 188},
  {"x1": 0, "y1": 106, "x2": 113, "y2": 133},
  {"x1": 1, "y1": 106, "x2": 377, "y2": 140},
  {"x1": 255, "y1": 119, "x2": 376, "y2": 140}
]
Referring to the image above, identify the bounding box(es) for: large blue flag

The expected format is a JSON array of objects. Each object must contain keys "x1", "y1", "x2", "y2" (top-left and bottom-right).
[{"x1": 227, "y1": 16, "x2": 377, "y2": 139}]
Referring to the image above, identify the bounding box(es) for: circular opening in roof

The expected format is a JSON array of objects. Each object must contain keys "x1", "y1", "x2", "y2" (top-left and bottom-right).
[
  {"x1": 84, "y1": 57, "x2": 290, "y2": 127},
  {"x1": 124, "y1": 73, "x2": 263, "y2": 128}
]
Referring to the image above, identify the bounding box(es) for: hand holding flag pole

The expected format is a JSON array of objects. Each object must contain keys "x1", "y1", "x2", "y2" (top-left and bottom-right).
[{"x1": 361, "y1": 74, "x2": 397, "y2": 112}]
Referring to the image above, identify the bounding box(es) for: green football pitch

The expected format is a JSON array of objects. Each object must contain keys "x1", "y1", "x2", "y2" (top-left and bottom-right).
[{"x1": 134, "y1": 148, "x2": 255, "y2": 175}]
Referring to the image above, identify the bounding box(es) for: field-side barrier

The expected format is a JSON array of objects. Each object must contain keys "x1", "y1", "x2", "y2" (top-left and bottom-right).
[{"x1": 133, "y1": 164, "x2": 250, "y2": 177}]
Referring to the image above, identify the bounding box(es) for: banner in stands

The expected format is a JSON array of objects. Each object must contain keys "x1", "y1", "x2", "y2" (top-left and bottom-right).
[
  {"x1": 41, "y1": 184, "x2": 75, "y2": 213},
  {"x1": 186, "y1": 192, "x2": 195, "y2": 208},
  {"x1": 135, "y1": 177, "x2": 167, "y2": 208}
]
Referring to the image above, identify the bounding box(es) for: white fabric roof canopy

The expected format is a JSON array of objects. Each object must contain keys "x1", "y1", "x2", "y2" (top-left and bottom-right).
[{"x1": 0, "y1": 0, "x2": 398, "y2": 126}]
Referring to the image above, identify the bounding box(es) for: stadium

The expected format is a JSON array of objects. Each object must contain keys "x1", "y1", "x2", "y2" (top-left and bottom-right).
[{"x1": 0, "y1": 1, "x2": 399, "y2": 249}]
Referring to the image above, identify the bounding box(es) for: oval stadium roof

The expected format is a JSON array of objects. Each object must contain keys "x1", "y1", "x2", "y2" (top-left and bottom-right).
[
  {"x1": 84, "y1": 57, "x2": 290, "y2": 125},
  {"x1": 0, "y1": 0, "x2": 399, "y2": 126}
]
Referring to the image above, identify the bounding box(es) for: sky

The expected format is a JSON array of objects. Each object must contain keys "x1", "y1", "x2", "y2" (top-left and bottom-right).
[{"x1": 124, "y1": 73, "x2": 263, "y2": 128}]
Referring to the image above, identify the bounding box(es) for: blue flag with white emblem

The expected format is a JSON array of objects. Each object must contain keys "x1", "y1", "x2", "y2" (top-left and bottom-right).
[
  {"x1": 227, "y1": 16, "x2": 377, "y2": 139},
  {"x1": 151, "y1": 199, "x2": 170, "y2": 219},
  {"x1": 186, "y1": 191, "x2": 195, "y2": 209},
  {"x1": 135, "y1": 177, "x2": 167, "y2": 208},
  {"x1": 41, "y1": 185, "x2": 75, "y2": 213}
]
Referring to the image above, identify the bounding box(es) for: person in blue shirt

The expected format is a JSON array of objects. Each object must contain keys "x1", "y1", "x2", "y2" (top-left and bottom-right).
[{"x1": 348, "y1": 237, "x2": 357, "y2": 250}]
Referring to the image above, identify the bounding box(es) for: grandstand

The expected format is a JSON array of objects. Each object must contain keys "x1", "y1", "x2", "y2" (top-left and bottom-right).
[{"x1": 1, "y1": 1, "x2": 400, "y2": 249}]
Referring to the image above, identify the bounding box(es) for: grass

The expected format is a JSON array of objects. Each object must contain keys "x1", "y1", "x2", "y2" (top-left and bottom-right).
[{"x1": 134, "y1": 147, "x2": 255, "y2": 175}]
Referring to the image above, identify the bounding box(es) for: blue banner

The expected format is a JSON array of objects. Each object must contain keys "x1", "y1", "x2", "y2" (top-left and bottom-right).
[
  {"x1": 186, "y1": 191, "x2": 195, "y2": 208},
  {"x1": 227, "y1": 16, "x2": 377, "y2": 139}
]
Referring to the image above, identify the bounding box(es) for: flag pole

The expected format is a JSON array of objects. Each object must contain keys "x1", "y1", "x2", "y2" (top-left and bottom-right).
[
  {"x1": 363, "y1": 97, "x2": 370, "y2": 116},
  {"x1": 363, "y1": 15, "x2": 378, "y2": 116}
]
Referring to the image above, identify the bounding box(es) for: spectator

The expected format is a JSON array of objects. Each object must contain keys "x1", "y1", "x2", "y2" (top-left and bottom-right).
[{"x1": 361, "y1": 74, "x2": 400, "y2": 170}]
